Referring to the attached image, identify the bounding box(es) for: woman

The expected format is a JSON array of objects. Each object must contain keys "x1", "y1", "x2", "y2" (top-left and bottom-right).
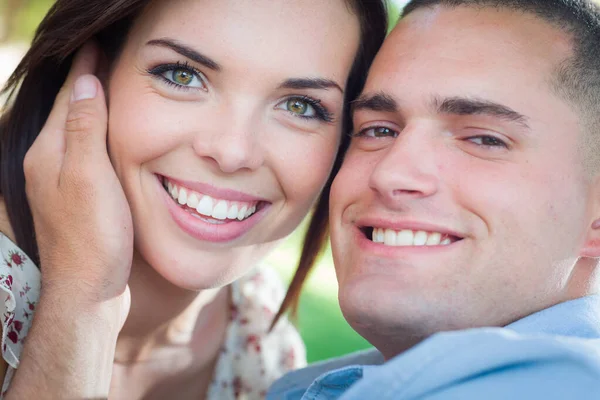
[{"x1": 0, "y1": 0, "x2": 387, "y2": 398}]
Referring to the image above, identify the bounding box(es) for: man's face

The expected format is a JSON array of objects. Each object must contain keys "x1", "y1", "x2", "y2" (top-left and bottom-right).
[{"x1": 330, "y1": 5, "x2": 600, "y2": 355}]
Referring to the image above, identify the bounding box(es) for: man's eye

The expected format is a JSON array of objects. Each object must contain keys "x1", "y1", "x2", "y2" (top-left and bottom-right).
[
  {"x1": 467, "y1": 136, "x2": 508, "y2": 148},
  {"x1": 354, "y1": 126, "x2": 398, "y2": 138}
]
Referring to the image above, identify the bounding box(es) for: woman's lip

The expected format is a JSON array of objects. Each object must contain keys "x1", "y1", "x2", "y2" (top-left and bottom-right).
[
  {"x1": 161, "y1": 175, "x2": 266, "y2": 203},
  {"x1": 157, "y1": 177, "x2": 269, "y2": 243}
]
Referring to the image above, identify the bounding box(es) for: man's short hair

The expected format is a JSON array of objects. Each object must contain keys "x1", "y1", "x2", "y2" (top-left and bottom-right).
[{"x1": 402, "y1": 0, "x2": 600, "y2": 169}]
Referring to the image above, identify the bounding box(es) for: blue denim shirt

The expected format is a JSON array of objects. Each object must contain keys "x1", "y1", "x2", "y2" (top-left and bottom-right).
[{"x1": 267, "y1": 296, "x2": 600, "y2": 399}]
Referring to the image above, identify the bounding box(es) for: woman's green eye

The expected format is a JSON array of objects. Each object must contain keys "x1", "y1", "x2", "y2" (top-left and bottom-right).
[
  {"x1": 275, "y1": 96, "x2": 331, "y2": 121},
  {"x1": 151, "y1": 64, "x2": 206, "y2": 89},
  {"x1": 172, "y1": 69, "x2": 194, "y2": 86},
  {"x1": 286, "y1": 99, "x2": 312, "y2": 115}
]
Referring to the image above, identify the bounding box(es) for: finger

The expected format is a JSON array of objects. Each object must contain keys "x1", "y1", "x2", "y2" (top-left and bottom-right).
[
  {"x1": 61, "y1": 74, "x2": 109, "y2": 185},
  {"x1": 26, "y1": 42, "x2": 101, "y2": 185},
  {"x1": 42, "y1": 41, "x2": 100, "y2": 138}
]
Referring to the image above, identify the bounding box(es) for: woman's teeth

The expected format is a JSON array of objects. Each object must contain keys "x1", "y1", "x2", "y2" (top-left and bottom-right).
[
  {"x1": 165, "y1": 180, "x2": 257, "y2": 221},
  {"x1": 371, "y1": 228, "x2": 455, "y2": 247}
]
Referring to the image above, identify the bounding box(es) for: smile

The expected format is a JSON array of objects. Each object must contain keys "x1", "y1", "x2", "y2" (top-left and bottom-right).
[
  {"x1": 364, "y1": 227, "x2": 462, "y2": 247},
  {"x1": 158, "y1": 175, "x2": 270, "y2": 243},
  {"x1": 162, "y1": 177, "x2": 261, "y2": 223}
]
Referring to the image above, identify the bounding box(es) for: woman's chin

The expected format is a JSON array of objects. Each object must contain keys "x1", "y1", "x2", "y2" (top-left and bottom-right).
[{"x1": 132, "y1": 241, "x2": 254, "y2": 291}]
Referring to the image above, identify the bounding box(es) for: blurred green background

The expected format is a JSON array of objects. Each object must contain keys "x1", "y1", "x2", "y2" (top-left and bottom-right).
[{"x1": 0, "y1": 0, "x2": 402, "y2": 364}]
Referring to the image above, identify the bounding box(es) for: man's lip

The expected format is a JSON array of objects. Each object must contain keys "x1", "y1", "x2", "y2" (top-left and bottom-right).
[
  {"x1": 160, "y1": 175, "x2": 268, "y2": 203},
  {"x1": 355, "y1": 217, "x2": 466, "y2": 239},
  {"x1": 352, "y1": 226, "x2": 462, "y2": 257}
]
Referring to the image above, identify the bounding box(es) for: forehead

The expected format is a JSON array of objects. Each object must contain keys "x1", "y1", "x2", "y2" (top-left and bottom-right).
[
  {"x1": 364, "y1": 6, "x2": 574, "y2": 114},
  {"x1": 125, "y1": 0, "x2": 360, "y2": 81}
]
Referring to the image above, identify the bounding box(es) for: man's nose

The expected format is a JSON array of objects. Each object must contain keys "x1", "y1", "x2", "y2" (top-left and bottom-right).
[{"x1": 368, "y1": 124, "x2": 439, "y2": 207}]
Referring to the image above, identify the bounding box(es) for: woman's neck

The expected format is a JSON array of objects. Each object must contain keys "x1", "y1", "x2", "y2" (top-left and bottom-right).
[
  {"x1": 110, "y1": 251, "x2": 230, "y2": 399},
  {"x1": 114, "y1": 250, "x2": 230, "y2": 366}
]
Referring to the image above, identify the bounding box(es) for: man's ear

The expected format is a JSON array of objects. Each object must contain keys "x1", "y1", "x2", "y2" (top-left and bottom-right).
[
  {"x1": 580, "y1": 175, "x2": 600, "y2": 258},
  {"x1": 580, "y1": 218, "x2": 600, "y2": 258}
]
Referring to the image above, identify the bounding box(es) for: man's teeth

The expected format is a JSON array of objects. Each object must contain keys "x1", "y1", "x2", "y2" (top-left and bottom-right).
[
  {"x1": 372, "y1": 228, "x2": 453, "y2": 247},
  {"x1": 166, "y1": 181, "x2": 257, "y2": 221}
]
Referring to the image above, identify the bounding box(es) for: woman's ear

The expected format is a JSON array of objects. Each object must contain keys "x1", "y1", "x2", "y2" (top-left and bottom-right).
[{"x1": 95, "y1": 46, "x2": 110, "y2": 101}]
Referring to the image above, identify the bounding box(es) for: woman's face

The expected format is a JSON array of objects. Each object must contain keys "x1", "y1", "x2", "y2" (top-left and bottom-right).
[{"x1": 107, "y1": 0, "x2": 360, "y2": 289}]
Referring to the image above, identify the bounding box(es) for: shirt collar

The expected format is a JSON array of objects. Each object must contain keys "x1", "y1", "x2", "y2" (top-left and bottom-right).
[
  {"x1": 269, "y1": 295, "x2": 600, "y2": 400},
  {"x1": 506, "y1": 295, "x2": 600, "y2": 338}
]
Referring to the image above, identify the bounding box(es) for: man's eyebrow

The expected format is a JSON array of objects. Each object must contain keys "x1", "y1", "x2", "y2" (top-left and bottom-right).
[
  {"x1": 146, "y1": 38, "x2": 221, "y2": 71},
  {"x1": 434, "y1": 96, "x2": 530, "y2": 128},
  {"x1": 279, "y1": 78, "x2": 343, "y2": 94},
  {"x1": 351, "y1": 92, "x2": 399, "y2": 113}
]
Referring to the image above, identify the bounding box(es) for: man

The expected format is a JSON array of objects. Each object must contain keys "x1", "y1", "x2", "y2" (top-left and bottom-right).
[{"x1": 268, "y1": 1, "x2": 600, "y2": 398}]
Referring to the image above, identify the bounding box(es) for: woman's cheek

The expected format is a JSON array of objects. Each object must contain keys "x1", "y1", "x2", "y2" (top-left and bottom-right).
[
  {"x1": 108, "y1": 95, "x2": 192, "y2": 167},
  {"x1": 276, "y1": 130, "x2": 340, "y2": 208}
]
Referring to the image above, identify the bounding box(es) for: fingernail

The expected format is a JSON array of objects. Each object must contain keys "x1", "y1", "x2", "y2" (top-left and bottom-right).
[{"x1": 71, "y1": 75, "x2": 97, "y2": 102}]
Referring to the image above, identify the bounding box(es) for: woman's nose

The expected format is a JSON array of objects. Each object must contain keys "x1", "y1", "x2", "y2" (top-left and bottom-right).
[{"x1": 192, "y1": 105, "x2": 265, "y2": 173}]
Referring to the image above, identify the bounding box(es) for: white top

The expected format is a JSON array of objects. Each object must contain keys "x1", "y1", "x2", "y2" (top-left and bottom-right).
[{"x1": 0, "y1": 233, "x2": 306, "y2": 399}]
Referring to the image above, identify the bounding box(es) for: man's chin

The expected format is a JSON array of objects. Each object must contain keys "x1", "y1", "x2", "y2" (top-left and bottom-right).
[
  {"x1": 339, "y1": 298, "x2": 428, "y2": 359},
  {"x1": 338, "y1": 282, "x2": 413, "y2": 335},
  {"x1": 338, "y1": 280, "x2": 463, "y2": 354}
]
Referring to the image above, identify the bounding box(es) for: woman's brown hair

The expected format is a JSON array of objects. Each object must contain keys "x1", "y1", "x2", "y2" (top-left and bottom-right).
[
  {"x1": 0, "y1": 0, "x2": 388, "y2": 321},
  {"x1": 272, "y1": 2, "x2": 388, "y2": 325}
]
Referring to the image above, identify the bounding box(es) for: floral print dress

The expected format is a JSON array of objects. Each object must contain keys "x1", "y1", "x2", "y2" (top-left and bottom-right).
[{"x1": 0, "y1": 232, "x2": 306, "y2": 399}]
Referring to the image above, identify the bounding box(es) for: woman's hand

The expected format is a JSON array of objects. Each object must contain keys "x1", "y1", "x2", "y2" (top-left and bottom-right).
[
  {"x1": 23, "y1": 42, "x2": 132, "y2": 325},
  {"x1": 3, "y1": 42, "x2": 132, "y2": 399}
]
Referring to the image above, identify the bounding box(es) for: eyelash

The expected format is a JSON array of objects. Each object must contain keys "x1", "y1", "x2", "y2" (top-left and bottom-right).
[
  {"x1": 287, "y1": 95, "x2": 334, "y2": 123},
  {"x1": 465, "y1": 135, "x2": 509, "y2": 149},
  {"x1": 147, "y1": 63, "x2": 333, "y2": 123},
  {"x1": 350, "y1": 127, "x2": 509, "y2": 151},
  {"x1": 350, "y1": 126, "x2": 398, "y2": 139},
  {"x1": 147, "y1": 61, "x2": 205, "y2": 91}
]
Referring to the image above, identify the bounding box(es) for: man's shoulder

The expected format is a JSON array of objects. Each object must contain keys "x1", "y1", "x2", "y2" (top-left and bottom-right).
[
  {"x1": 433, "y1": 326, "x2": 600, "y2": 371},
  {"x1": 422, "y1": 327, "x2": 600, "y2": 376},
  {"x1": 268, "y1": 328, "x2": 600, "y2": 400},
  {"x1": 342, "y1": 328, "x2": 600, "y2": 400},
  {"x1": 266, "y1": 347, "x2": 384, "y2": 399}
]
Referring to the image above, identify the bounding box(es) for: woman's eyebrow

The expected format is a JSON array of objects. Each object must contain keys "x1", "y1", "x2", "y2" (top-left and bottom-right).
[
  {"x1": 145, "y1": 40, "x2": 342, "y2": 93},
  {"x1": 279, "y1": 78, "x2": 343, "y2": 94},
  {"x1": 146, "y1": 38, "x2": 221, "y2": 71}
]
